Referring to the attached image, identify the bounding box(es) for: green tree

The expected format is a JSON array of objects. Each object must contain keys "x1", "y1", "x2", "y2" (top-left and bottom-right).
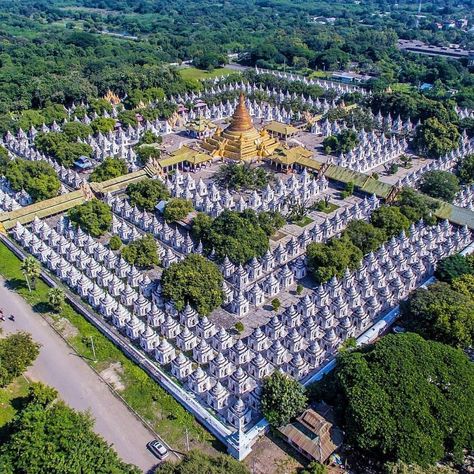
[
  {"x1": 300, "y1": 461, "x2": 328, "y2": 474},
  {"x1": 261, "y1": 371, "x2": 307, "y2": 427},
  {"x1": 163, "y1": 198, "x2": 193, "y2": 223},
  {"x1": 48, "y1": 287, "x2": 65, "y2": 312},
  {"x1": 62, "y1": 122, "x2": 93, "y2": 140},
  {"x1": 370, "y1": 206, "x2": 411, "y2": 238},
  {"x1": 5, "y1": 159, "x2": 60, "y2": 203},
  {"x1": 68, "y1": 199, "x2": 112, "y2": 237},
  {"x1": 137, "y1": 130, "x2": 162, "y2": 146},
  {"x1": 394, "y1": 188, "x2": 439, "y2": 225},
  {"x1": 419, "y1": 170, "x2": 460, "y2": 203},
  {"x1": 192, "y1": 210, "x2": 270, "y2": 264},
  {"x1": 451, "y1": 273, "x2": 474, "y2": 297},
  {"x1": 234, "y1": 322, "x2": 244, "y2": 334},
  {"x1": 271, "y1": 298, "x2": 281, "y2": 312},
  {"x1": 214, "y1": 163, "x2": 270, "y2": 191},
  {"x1": 0, "y1": 145, "x2": 10, "y2": 174},
  {"x1": 456, "y1": 154, "x2": 474, "y2": 185},
  {"x1": 0, "y1": 332, "x2": 40, "y2": 388},
  {"x1": 306, "y1": 236, "x2": 363, "y2": 283},
  {"x1": 109, "y1": 235, "x2": 122, "y2": 251},
  {"x1": 155, "y1": 450, "x2": 249, "y2": 474},
  {"x1": 296, "y1": 284, "x2": 304, "y2": 295},
  {"x1": 89, "y1": 157, "x2": 128, "y2": 183},
  {"x1": 135, "y1": 144, "x2": 161, "y2": 165},
  {"x1": 311, "y1": 333, "x2": 474, "y2": 466},
  {"x1": 35, "y1": 132, "x2": 93, "y2": 167},
  {"x1": 90, "y1": 117, "x2": 116, "y2": 134},
  {"x1": 323, "y1": 130, "x2": 359, "y2": 154},
  {"x1": 161, "y1": 254, "x2": 223, "y2": 315},
  {"x1": 435, "y1": 254, "x2": 474, "y2": 283},
  {"x1": 257, "y1": 211, "x2": 285, "y2": 236},
  {"x1": 21, "y1": 256, "x2": 41, "y2": 292},
  {"x1": 413, "y1": 117, "x2": 460, "y2": 158},
  {"x1": 401, "y1": 282, "x2": 474, "y2": 348},
  {"x1": 343, "y1": 220, "x2": 386, "y2": 255},
  {"x1": 121, "y1": 234, "x2": 159, "y2": 268},
  {"x1": 127, "y1": 179, "x2": 170, "y2": 211},
  {"x1": 0, "y1": 382, "x2": 140, "y2": 473},
  {"x1": 191, "y1": 212, "x2": 213, "y2": 241}
]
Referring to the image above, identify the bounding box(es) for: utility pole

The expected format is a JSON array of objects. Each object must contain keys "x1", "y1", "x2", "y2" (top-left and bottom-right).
[
  {"x1": 185, "y1": 427, "x2": 190, "y2": 452},
  {"x1": 90, "y1": 336, "x2": 97, "y2": 362}
]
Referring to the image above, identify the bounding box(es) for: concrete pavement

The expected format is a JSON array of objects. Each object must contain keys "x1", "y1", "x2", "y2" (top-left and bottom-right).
[{"x1": 0, "y1": 278, "x2": 159, "y2": 473}]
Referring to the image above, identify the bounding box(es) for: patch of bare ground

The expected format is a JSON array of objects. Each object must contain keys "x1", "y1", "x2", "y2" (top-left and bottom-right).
[
  {"x1": 51, "y1": 316, "x2": 79, "y2": 339},
  {"x1": 99, "y1": 361, "x2": 125, "y2": 391},
  {"x1": 244, "y1": 432, "x2": 305, "y2": 474}
]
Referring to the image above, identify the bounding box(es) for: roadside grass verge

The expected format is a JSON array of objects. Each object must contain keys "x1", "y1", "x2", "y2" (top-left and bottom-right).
[{"x1": 0, "y1": 241, "x2": 216, "y2": 451}]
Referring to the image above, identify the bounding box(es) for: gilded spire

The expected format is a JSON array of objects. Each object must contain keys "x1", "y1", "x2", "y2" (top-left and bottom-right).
[{"x1": 227, "y1": 93, "x2": 254, "y2": 132}]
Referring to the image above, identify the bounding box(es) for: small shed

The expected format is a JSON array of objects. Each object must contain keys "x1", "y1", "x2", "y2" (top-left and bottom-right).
[{"x1": 278, "y1": 406, "x2": 343, "y2": 463}]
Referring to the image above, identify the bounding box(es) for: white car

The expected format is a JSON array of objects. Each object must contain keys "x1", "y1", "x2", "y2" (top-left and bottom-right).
[{"x1": 147, "y1": 440, "x2": 169, "y2": 460}]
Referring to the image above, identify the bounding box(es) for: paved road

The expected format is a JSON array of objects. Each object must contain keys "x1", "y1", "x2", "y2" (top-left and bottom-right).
[{"x1": 0, "y1": 278, "x2": 159, "y2": 474}]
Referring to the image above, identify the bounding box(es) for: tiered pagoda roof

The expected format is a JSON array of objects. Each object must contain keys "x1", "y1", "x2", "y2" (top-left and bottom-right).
[{"x1": 201, "y1": 93, "x2": 279, "y2": 161}]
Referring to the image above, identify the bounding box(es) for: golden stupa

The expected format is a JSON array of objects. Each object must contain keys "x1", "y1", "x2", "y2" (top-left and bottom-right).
[{"x1": 201, "y1": 93, "x2": 279, "y2": 161}]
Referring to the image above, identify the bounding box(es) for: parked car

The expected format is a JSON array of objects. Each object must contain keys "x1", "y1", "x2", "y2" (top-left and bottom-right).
[{"x1": 147, "y1": 440, "x2": 169, "y2": 460}]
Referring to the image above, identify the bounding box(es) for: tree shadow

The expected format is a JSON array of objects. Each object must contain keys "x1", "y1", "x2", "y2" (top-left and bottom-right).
[
  {"x1": 31, "y1": 302, "x2": 51, "y2": 314},
  {"x1": 4, "y1": 278, "x2": 27, "y2": 291}
]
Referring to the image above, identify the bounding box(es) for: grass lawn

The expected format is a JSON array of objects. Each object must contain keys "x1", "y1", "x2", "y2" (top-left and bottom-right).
[
  {"x1": 0, "y1": 241, "x2": 216, "y2": 451},
  {"x1": 179, "y1": 67, "x2": 237, "y2": 81},
  {"x1": 293, "y1": 216, "x2": 314, "y2": 227},
  {"x1": 314, "y1": 202, "x2": 339, "y2": 214},
  {"x1": 0, "y1": 376, "x2": 30, "y2": 432},
  {"x1": 308, "y1": 70, "x2": 331, "y2": 79}
]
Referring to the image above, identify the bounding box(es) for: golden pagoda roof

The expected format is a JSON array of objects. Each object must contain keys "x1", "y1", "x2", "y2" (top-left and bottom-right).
[{"x1": 226, "y1": 93, "x2": 254, "y2": 133}]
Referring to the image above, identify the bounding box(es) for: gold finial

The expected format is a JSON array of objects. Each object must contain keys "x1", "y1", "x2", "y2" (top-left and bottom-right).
[{"x1": 227, "y1": 93, "x2": 254, "y2": 132}]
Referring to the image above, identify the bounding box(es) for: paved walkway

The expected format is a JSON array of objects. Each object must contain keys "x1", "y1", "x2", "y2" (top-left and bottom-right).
[{"x1": 0, "y1": 278, "x2": 159, "y2": 473}]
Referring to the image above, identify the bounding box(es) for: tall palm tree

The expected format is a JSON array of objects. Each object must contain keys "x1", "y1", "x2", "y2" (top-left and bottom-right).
[
  {"x1": 48, "y1": 288, "x2": 65, "y2": 312},
  {"x1": 20, "y1": 256, "x2": 41, "y2": 292}
]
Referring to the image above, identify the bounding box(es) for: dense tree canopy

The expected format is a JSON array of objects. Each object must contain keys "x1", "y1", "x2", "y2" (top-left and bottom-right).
[
  {"x1": 418, "y1": 170, "x2": 460, "y2": 203},
  {"x1": 401, "y1": 281, "x2": 474, "y2": 348},
  {"x1": 413, "y1": 117, "x2": 460, "y2": 159},
  {"x1": 456, "y1": 154, "x2": 474, "y2": 185},
  {"x1": 161, "y1": 254, "x2": 223, "y2": 315},
  {"x1": 0, "y1": 382, "x2": 140, "y2": 474},
  {"x1": 343, "y1": 219, "x2": 387, "y2": 255},
  {"x1": 261, "y1": 371, "x2": 308, "y2": 428},
  {"x1": 89, "y1": 157, "x2": 128, "y2": 183},
  {"x1": 394, "y1": 188, "x2": 439, "y2": 225},
  {"x1": 35, "y1": 132, "x2": 93, "y2": 168},
  {"x1": 0, "y1": 332, "x2": 40, "y2": 388},
  {"x1": 192, "y1": 210, "x2": 275, "y2": 264},
  {"x1": 121, "y1": 234, "x2": 159, "y2": 268},
  {"x1": 323, "y1": 129, "x2": 359, "y2": 155},
  {"x1": 311, "y1": 333, "x2": 474, "y2": 466},
  {"x1": 127, "y1": 178, "x2": 170, "y2": 211},
  {"x1": 306, "y1": 236, "x2": 363, "y2": 283},
  {"x1": 3, "y1": 159, "x2": 60, "y2": 202},
  {"x1": 370, "y1": 206, "x2": 411, "y2": 238},
  {"x1": 435, "y1": 254, "x2": 474, "y2": 283},
  {"x1": 163, "y1": 198, "x2": 193, "y2": 223},
  {"x1": 214, "y1": 163, "x2": 270, "y2": 191},
  {"x1": 68, "y1": 199, "x2": 112, "y2": 237}
]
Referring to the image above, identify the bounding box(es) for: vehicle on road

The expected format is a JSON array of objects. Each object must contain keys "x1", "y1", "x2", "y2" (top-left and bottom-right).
[{"x1": 147, "y1": 440, "x2": 169, "y2": 460}]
